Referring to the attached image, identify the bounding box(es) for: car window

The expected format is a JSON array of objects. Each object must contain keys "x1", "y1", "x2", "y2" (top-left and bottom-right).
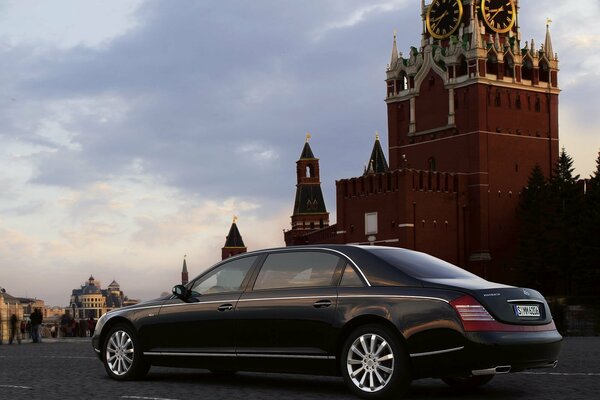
[
  {"x1": 339, "y1": 264, "x2": 365, "y2": 287},
  {"x1": 254, "y1": 251, "x2": 340, "y2": 290},
  {"x1": 367, "y1": 248, "x2": 481, "y2": 280},
  {"x1": 190, "y1": 256, "x2": 257, "y2": 295}
]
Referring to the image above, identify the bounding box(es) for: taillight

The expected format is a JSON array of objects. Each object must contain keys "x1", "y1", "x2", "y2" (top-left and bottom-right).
[
  {"x1": 450, "y1": 295, "x2": 558, "y2": 332},
  {"x1": 450, "y1": 295, "x2": 498, "y2": 331}
]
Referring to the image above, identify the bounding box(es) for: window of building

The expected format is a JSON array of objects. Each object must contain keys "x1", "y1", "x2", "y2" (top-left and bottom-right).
[
  {"x1": 428, "y1": 157, "x2": 437, "y2": 172},
  {"x1": 504, "y1": 55, "x2": 514, "y2": 78},
  {"x1": 190, "y1": 256, "x2": 257, "y2": 295},
  {"x1": 253, "y1": 251, "x2": 340, "y2": 290},
  {"x1": 365, "y1": 212, "x2": 378, "y2": 235}
]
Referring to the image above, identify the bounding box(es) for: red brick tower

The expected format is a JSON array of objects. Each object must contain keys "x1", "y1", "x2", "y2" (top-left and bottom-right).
[
  {"x1": 221, "y1": 217, "x2": 247, "y2": 260},
  {"x1": 383, "y1": 0, "x2": 559, "y2": 278},
  {"x1": 284, "y1": 134, "x2": 330, "y2": 245}
]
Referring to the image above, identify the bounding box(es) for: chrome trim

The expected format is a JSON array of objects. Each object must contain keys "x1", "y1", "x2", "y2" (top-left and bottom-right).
[
  {"x1": 506, "y1": 299, "x2": 545, "y2": 304},
  {"x1": 143, "y1": 352, "x2": 333, "y2": 360},
  {"x1": 472, "y1": 365, "x2": 512, "y2": 376},
  {"x1": 409, "y1": 346, "x2": 464, "y2": 358},
  {"x1": 238, "y1": 353, "x2": 334, "y2": 360},
  {"x1": 94, "y1": 348, "x2": 101, "y2": 354},
  {"x1": 160, "y1": 300, "x2": 239, "y2": 308},
  {"x1": 338, "y1": 295, "x2": 449, "y2": 304},
  {"x1": 144, "y1": 352, "x2": 236, "y2": 357},
  {"x1": 238, "y1": 296, "x2": 330, "y2": 303}
]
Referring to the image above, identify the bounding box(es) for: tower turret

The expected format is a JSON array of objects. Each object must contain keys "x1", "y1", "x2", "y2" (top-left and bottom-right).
[
  {"x1": 284, "y1": 134, "x2": 330, "y2": 245},
  {"x1": 221, "y1": 217, "x2": 247, "y2": 260},
  {"x1": 181, "y1": 256, "x2": 189, "y2": 285},
  {"x1": 364, "y1": 132, "x2": 389, "y2": 176}
]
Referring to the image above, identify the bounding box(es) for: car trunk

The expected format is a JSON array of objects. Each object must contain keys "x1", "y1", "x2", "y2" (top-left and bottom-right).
[{"x1": 422, "y1": 278, "x2": 553, "y2": 325}]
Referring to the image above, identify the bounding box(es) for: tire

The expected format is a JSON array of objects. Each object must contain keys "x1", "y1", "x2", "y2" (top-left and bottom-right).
[
  {"x1": 442, "y1": 374, "x2": 494, "y2": 390},
  {"x1": 102, "y1": 323, "x2": 150, "y2": 380},
  {"x1": 341, "y1": 324, "x2": 411, "y2": 399}
]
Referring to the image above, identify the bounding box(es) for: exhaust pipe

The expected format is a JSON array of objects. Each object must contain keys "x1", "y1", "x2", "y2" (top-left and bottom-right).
[{"x1": 472, "y1": 365, "x2": 512, "y2": 376}]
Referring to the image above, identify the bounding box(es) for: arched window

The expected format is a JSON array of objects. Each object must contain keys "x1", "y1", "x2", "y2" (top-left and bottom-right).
[
  {"x1": 522, "y1": 56, "x2": 533, "y2": 81},
  {"x1": 306, "y1": 164, "x2": 314, "y2": 178},
  {"x1": 539, "y1": 60, "x2": 550, "y2": 83},
  {"x1": 428, "y1": 157, "x2": 437, "y2": 172},
  {"x1": 486, "y1": 53, "x2": 498, "y2": 76},
  {"x1": 504, "y1": 55, "x2": 514, "y2": 78},
  {"x1": 457, "y1": 55, "x2": 468, "y2": 77}
]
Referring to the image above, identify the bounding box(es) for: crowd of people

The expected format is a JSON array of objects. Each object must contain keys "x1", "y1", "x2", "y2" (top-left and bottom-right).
[{"x1": 1, "y1": 309, "x2": 97, "y2": 344}]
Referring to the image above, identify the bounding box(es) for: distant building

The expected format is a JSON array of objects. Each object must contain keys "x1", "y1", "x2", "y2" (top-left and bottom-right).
[
  {"x1": 68, "y1": 276, "x2": 139, "y2": 319},
  {"x1": 0, "y1": 288, "x2": 25, "y2": 343},
  {"x1": 181, "y1": 256, "x2": 189, "y2": 285},
  {"x1": 221, "y1": 217, "x2": 247, "y2": 260}
]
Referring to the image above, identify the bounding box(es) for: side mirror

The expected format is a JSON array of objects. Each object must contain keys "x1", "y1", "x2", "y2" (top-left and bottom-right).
[{"x1": 172, "y1": 285, "x2": 189, "y2": 300}]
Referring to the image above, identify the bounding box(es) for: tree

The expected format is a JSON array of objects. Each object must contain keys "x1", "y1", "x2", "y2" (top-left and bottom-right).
[
  {"x1": 578, "y1": 151, "x2": 600, "y2": 294},
  {"x1": 546, "y1": 148, "x2": 583, "y2": 295},
  {"x1": 517, "y1": 164, "x2": 552, "y2": 291}
]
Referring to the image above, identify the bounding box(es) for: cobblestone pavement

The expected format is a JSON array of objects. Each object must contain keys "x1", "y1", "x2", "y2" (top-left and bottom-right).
[{"x1": 0, "y1": 337, "x2": 598, "y2": 399}]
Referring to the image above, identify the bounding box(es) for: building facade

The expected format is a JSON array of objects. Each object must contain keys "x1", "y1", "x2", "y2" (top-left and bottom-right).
[
  {"x1": 69, "y1": 276, "x2": 138, "y2": 319},
  {"x1": 285, "y1": 0, "x2": 559, "y2": 283}
]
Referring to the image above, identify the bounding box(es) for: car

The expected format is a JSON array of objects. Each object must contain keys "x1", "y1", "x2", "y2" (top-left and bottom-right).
[{"x1": 92, "y1": 245, "x2": 562, "y2": 399}]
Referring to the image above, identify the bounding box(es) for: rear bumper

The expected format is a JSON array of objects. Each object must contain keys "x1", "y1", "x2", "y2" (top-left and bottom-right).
[{"x1": 410, "y1": 329, "x2": 563, "y2": 379}]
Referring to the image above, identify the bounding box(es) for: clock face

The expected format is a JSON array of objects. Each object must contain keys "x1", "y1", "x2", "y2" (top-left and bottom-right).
[
  {"x1": 481, "y1": 0, "x2": 516, "y2": 33},
  {"x1": 426, "y1": 0, "x2": 463, "y2": 40}
]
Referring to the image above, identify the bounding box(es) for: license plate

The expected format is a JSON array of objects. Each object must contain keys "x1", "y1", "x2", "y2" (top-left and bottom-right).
[{"x1": 514, "y1": 305, "x2": 541, "y2": 317}]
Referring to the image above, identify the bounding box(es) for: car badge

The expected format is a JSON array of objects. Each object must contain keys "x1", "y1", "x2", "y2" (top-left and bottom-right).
[{"x1": 523, "y1": 289, "x2": 530, "y2": 296}]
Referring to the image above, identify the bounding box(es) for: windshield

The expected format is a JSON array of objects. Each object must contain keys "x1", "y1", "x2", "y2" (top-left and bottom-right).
[{"x1": 366, "y1": 247, "x2": 482, "y2": 280}]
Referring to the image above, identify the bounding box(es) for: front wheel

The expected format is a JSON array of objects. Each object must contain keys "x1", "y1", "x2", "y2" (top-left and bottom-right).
[
  {"x1": 103, "y1": 323, "x2": 150, "y2": 380},
  {"x1": 341, "y1": 324, "x2": 411, "y2": 399}
]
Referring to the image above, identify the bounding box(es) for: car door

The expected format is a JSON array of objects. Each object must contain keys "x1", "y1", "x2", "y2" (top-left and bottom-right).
[
  {"x1": 234, "y1": 250, "x2": 344, "y2": 373},
  {"x1": 143, "y1": 255, "x2": 259, "y2": 366}
]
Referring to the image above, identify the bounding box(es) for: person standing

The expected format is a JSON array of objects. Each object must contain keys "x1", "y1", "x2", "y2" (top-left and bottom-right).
[
  {"x1": 9, "y1": 314, "x2": 21, "y2": 344},
  {"x1": 30, "y1": 309, "x2": 42, "y2": 343}
]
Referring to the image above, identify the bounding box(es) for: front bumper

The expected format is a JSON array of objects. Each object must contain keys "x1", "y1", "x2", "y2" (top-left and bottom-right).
[{"x1": 411, "y1": 329, "x2": 563, "y2": 379}]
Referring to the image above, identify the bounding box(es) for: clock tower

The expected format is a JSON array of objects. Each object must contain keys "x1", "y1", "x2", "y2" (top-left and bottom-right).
[
  {"x1": 284, "y1": 1, "x2": 559, "y2": 284},
  {"x1": 385, "y1": 0, "x2": 559, "y2": 277}
]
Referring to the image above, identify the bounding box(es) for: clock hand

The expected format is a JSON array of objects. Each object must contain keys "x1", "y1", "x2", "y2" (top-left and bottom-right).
[
  {"x1": 430, "y1": 10, "x2": 449, "y2": 23},
  {"x1": 488, "y1": 6, "x2": 504, "y2": 22}
]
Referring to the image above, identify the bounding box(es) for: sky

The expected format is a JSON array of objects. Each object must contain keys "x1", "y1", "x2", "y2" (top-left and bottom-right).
[{"x1": 0, "y1": 0, "x2": 598, "y2": 306}]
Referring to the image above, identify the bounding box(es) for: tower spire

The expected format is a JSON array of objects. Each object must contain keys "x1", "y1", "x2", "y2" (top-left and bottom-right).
[
  {"x1": 181, "y1": 255, "x2": 188, "y2": 285},
  {"x1": 544, "y1": 18, "x2": 554, "y2": 59},
  {"x1": 390, "y1": 30, "x2": 399, "y2": 68},
  {"x1": 471, "y1": 3, "x2": 482, "y2": 49},
  {"x1": 221, "y1": 217, "x2": 247, "y2": 260}
]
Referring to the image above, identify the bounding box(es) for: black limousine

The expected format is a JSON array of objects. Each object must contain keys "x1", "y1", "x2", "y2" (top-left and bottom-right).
[{"x1": 92, "y1": 245, "x2": 562, "y2": 399}]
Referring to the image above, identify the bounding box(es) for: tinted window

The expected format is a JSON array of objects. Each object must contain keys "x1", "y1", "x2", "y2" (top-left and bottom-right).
[
  {"x1": 190, "y1": 256, "x2": 257, "y2": 295},
  {"x1": 339, "y1": 264, "x2": 365, "y2": 287},
  {"x1": 254, "y1": 251, "x2": 340, "y2": 290},
  {"x1": 368, "y1": 248, "x2": 480, "y2": 279}
]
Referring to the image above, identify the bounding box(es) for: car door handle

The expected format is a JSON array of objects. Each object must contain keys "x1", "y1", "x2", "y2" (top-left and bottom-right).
[
  {"x1": 313, "y1": 300, "x2": 332, "y2": 308},
  {"x1": 217, "y1": 303, "x2": 234, "y2": 312}
]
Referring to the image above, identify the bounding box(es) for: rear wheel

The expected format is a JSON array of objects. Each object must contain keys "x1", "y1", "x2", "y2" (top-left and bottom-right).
[
  {"x1": 442, "y1": 374, "x2": 494, "y2": 390},
  {"x1": 103, "y1": 323, "x2": 150, "y2": 380},
  {"x1": 341, "y1": 324, "x2": 411, "y2": 399}
]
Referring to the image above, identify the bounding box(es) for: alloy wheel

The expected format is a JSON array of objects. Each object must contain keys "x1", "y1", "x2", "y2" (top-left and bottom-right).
[
  {"x1": 346, "y1": 333, "x2": 395, "y2": 393},
  {"x1": 105, "y1": 330, "x2": 135, "y2": 376}
]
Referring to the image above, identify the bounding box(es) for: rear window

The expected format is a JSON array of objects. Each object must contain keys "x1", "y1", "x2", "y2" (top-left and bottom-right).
[{"x1": 367, "y1": 248, "x2": 480, "y2": 280}]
